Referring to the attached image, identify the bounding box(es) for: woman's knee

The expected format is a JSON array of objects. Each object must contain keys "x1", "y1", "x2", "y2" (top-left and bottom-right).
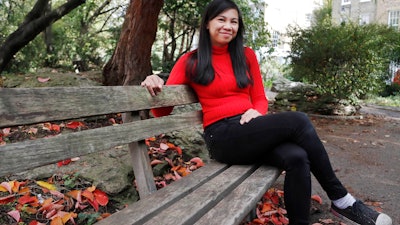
[{"x1": 275, "y1": 143, "x2": 310, "y2": 170}]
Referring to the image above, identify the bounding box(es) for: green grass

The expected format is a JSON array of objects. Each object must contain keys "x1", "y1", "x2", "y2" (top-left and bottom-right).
[{"x1": 363, "y1": 95, "x2": 400, "y2": 107}]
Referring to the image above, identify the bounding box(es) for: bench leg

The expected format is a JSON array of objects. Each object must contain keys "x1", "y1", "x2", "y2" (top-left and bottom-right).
[{"x1": 123, "y1": 112, "x2": 157, "y2": 198}]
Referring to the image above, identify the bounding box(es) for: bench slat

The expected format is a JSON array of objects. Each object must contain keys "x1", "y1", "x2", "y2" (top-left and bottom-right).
[
  {"x1": 194, "y1": 166, "x2": 281, "y2": 225},
  {"x1": 0, "y1": 111, "x2": 202, "y2": 177},
  {"x1": 0, "y1": 85, "x2": 198, "y2": 127},
  {"x1": 95, "y1": 161, "x2": 229, "y2": 225},
  {"x1": 141, "y1": 164, "x2": 259, "y2": 225}
]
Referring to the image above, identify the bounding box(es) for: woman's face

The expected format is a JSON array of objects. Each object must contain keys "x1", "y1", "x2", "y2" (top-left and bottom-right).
[{"x1": 207, "y1": 8, "x2": 239, "y2": 47}]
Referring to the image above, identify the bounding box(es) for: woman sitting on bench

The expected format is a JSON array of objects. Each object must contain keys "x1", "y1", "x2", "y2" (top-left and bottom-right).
[{"x1": 141, "y1": 0, "x2": 393, "y2": 224}]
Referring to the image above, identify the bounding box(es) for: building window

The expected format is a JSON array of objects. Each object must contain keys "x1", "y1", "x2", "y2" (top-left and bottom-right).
[
  {"x1": 342, "y1": 0, "x2": 351, "y2": 5},
  {"x1": 359, "y1": 14, "x2": 370, "y2": 25},
  {"x1": 388, "y1": 11, "x2": 400, "y2": 30},
  {"x1": 271, "y1": 30, "x2": 280, "y2": 48}
]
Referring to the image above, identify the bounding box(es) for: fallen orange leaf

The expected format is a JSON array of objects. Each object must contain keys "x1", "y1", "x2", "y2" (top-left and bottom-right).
[
  {"x1": 86, "y1": 185, "x2": 96, "y2": 192},
  {"x1": 82, "y1": 189, "x2": 94, "y2": 202},
  {"x1": 66, "y1": 190, "x2": 80, "y2": 200},
  {"x1": 0, "y1": 181, "x2": 14, "y2": 194},
  {"x1": 50, "y1": 216, "x2": 63, "y2": 225},
  {"x1": 261, "y1": 202, "x2": 274, "y2": 213}
]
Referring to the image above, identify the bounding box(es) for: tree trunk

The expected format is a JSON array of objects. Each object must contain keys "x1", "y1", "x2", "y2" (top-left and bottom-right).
[
  {"x1": 0, "y1": 0, "x2": 86, "y2": 74},
  {"x1": 102, "y1": 0, "x2": 164, "y2": 86}
]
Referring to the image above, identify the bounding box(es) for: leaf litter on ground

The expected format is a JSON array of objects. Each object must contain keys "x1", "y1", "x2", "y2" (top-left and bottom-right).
[{"x1": 1, "y1": 113, "x2": 344, "y2": 225}]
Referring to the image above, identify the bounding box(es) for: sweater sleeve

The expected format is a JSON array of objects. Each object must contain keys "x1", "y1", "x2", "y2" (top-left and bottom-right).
[
  {"x1": 151, "y1": 53, "x2": 190, "y2": 117},
  {"x1": 245, "y1": 47, "x2": 268, "y2": 115}
]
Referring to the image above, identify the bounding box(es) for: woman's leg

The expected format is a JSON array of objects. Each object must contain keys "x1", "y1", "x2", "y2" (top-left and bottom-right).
[
  {"x1": 204, "y1": 111, "x2": 392, "y2": 225},
  {"x1": 204, "y1": 111, "x2": 347, "y2": 200},
  {"x1": 266, "y1": 143, "x2": 311, "y2": 225}
]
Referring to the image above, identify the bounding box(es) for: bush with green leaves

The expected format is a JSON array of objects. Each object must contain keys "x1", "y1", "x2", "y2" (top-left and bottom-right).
[{"x1": 287, "y1": 22, "x2": 400, "y2": 105}]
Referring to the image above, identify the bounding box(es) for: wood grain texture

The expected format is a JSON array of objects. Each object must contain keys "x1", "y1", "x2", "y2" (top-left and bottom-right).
[
  {"x1": 94, "y1": 161, "x2": 229, "y2": 225},
  {"x1": 0, "y1": 84, "x2": 280, "y2": 225},
  {"x1": 141, "y1": 165, "x2": 259, "y2": 225},
  {"x1": 194, "y1": 166, "x2": 281, "y2": 225},
  {"x1": 0, "y1": 85, "x2": 198, "y2": 127},
  {"x1": 0, "y1": 111, "x2": 202, "y2": 177}
]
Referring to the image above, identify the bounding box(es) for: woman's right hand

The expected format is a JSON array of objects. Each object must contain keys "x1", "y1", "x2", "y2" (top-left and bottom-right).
[{"x1": 141, "y1": 74, "x2": 165, "y2": 96}]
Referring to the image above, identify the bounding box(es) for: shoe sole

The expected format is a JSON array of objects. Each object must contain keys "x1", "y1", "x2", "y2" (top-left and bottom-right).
[{"x1": 330, "y1": 207, "x2": 360, "y2": 225}]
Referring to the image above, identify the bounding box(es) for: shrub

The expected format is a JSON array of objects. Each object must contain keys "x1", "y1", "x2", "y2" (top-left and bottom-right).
[{"x1": 287, "y1": 22, "x2": 400, "y2": 105}]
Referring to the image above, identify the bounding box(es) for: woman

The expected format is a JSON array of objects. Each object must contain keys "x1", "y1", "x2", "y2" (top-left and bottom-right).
[{"x1": 141, "y1": 0, "x2": 392, "y2": 224}]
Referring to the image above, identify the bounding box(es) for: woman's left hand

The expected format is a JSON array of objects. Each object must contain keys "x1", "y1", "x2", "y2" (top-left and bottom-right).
[{"x1": 240, "y1": 109, "x2": 262, "y2": 125}]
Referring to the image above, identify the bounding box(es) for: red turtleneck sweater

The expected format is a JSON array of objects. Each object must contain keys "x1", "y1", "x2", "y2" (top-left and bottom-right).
[{"x1": 152, "y1": 45, "x2": 268, "y2": 128}]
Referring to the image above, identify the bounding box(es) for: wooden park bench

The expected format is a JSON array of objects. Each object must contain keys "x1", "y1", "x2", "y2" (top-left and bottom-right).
[{"x1": 0, "y1": 85, "x2": 280, "y2": 225}]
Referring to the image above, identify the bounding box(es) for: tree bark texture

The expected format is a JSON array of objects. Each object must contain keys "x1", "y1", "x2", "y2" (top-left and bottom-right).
[
  {"x1": 103, "y1": 0, "x2": 164, "y2": 86},
  {"x1": 0, "y1": 0, "x2": 86, "y2": 74}
]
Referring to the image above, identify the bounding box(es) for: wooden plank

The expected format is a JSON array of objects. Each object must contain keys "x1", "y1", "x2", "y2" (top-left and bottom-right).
[
  {"x1": 141, "y1": 165, "x2": 259, "y2": 225},
  {"x1": 194, "y1": 166, "x2": 281, "y2": 225},
  {"x1": 95, "y1": 161, "x2": 229, "y2": 225},
  {"x1": 123, "y1": 111, "x2": 157, "y2": 198},
  {"x1": 0, "y1": 111, "x2": 202, "y2": 177},
  {"x1": 0, "y1": 85, "x2": 198, "y2": 127}
]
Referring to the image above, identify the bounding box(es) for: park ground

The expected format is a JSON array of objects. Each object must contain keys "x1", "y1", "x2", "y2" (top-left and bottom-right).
[{"x1": 295, "y1": 107, "x2": 400, "y2": 224}]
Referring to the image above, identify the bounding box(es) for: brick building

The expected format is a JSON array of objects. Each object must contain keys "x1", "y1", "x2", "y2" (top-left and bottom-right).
[{"x1": 332, "y1": 0, "x2": 400, "y2": 29}]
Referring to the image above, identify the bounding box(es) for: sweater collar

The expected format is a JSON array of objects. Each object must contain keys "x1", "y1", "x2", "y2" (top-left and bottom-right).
[{"x1": 212, "y1": 45, "x2": 229, "y2": 55}]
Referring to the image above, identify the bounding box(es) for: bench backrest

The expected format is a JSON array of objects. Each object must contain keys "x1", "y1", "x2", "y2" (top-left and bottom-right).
[{"x1": 0, "y1": 85, "x2": 202, "y2": 197}]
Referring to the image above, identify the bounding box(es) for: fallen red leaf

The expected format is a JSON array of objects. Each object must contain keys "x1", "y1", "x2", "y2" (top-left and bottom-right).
[
  {"x1": 190, "y1": 157, "x2": 205, "y2": 168},
  {"x1": 311, "y1": 195, "x2": 323, "y2": 204},
  {"x1": 271, "y1": 214, "x2": 283, "y2": 225},
  {"x1": 93, "y1": 189, "x2": 109, "y2": 206},
  {"x1": 18, "y1": 195, "x2": 38, "y2": 205},
  {"x1": 66, "y1": 121, "x2": 85, "y2": 129},
  {"x1": 51, "y1": 124, "x2": 61, "y2": 133},
  {"x1": 0, "y1": 195, "x2": 16, "y2": 205},
  {"x1": 2, "y1": 128, "x2": 11, "y2": 136},
  {"x1": 87, "y1": 198, "x2": 99, "y2": 212},
  {"x1": 57, "y1": 159, "x2": 72, "y2": 167}
]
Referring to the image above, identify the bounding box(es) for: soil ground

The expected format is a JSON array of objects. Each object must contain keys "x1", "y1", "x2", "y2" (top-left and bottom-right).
[{"x1": 286, "y1": 107, "x2": 400, "y2": 224}]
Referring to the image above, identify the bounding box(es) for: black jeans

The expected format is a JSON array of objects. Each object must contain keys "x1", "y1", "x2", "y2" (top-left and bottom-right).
[{"x1": 203, "y1": 111, "x2": 348, "y2": 225}]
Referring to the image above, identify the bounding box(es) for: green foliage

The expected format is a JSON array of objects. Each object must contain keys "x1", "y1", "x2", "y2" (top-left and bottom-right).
[
  {"x1": 154, "y1": 0, "x2": 270, "y2": 73},
  {"x1": 287, "y1": 22, "x2": 400, "y2": 104},
  {"x1": 236, "y1": 0, "x2": 270, "y2": 51},
  {"x1": 312, "y1": 0, "x2": 332, "y2": 27},
  {"x1": 78, "y1": 213, "x2": 101, "y2": 225},
  {"x1": 0, "y1": 0, "x2": 125, "y2": 73},
  {"x1": 380, "y1": 83, "x2": 400, "y2": 97},
  {"x1": 1, "y1": 0, "x2": 269, "y2": 75}
]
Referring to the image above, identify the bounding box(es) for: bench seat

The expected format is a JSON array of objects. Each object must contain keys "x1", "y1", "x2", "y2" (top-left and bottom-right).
[
  {"x1": 0, "y1": 86, "x2": 280, "y2": 225},
  {"x1": 96, "y1": 162, "x2": 280, "y2": 225}
]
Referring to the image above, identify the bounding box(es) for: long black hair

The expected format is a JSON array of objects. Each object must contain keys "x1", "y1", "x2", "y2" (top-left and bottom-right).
[{"x1": 185, "y1": 0, "x2": 252, "y2": 88}]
